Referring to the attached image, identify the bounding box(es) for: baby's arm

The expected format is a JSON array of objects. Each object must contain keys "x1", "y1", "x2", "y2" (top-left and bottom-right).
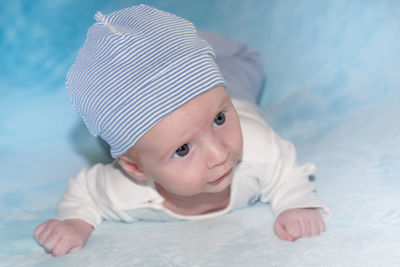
[
  {"x1": 243, "y1": 113, "x2": 331, "y2": 241},
  {"x1": 34, "y1": 219, "x2": 93, "y2": 257},
  {"x1": 260, "y1": 132, "x2": 330, "y2": 241},
  {"x1": 34, "y1": 163, "x2": 128, "y2": 256},
  {"x1": 33, "y1": 165, "x2": 100, "y2": 257}
]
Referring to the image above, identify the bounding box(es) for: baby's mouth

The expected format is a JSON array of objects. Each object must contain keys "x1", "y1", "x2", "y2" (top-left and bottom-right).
[{"x1": 208, "y1": 168, "x2": 232, "y2": 185}]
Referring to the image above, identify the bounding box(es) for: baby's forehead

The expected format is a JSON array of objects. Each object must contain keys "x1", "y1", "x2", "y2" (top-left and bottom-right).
[{"x1": 133, "y1": 86, "x2": 231, "y2": 153}]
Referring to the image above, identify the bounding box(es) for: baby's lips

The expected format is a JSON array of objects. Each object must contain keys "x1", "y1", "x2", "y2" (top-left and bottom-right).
[{"x1": 208, "y1": 168, "x2": 232, "y2": 184}]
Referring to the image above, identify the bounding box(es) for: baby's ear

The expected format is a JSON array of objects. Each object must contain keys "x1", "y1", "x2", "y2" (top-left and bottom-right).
[{"x1": 117, "y1": 156, "x2": 148, "y2": 180}]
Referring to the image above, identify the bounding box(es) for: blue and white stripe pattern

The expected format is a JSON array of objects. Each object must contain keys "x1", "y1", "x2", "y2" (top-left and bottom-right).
[{"x1": 66, "y1": 5, "x2": 226, "y2": 158}]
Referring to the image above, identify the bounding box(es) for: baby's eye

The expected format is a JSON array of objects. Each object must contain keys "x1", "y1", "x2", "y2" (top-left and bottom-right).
[
  {"x1": 173, "y1": 144, "x2": 190, "y2": 158},
  {"x1": 214, "y1": 112, "x2": 226, "y2": 127}
]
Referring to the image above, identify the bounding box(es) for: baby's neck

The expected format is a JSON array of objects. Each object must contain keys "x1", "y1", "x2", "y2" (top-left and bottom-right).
[{"x1": 154, "y1": 183, "x2": 231, "y2": 216}]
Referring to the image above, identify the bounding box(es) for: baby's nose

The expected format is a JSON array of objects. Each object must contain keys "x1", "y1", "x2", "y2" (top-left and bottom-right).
[{"x1": 206, "y1": 138, "x2": 229, "y2": 169}]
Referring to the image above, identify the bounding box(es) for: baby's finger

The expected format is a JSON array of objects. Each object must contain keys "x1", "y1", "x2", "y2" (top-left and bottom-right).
[
  {"x1": 43, "y1": 230, "x2": 62, "y2": 253},
  {"x1": 52, "y1": 237, "x2": 82, "y2": 257},
  {"x1": 299, "y1": 219, "x2": 311, "y2": 237},
  {"x1": 35, "y1": 220, "x2": 59, "y2": 244},
  {"x1": 36, "y1": 225, "x2": 54, "y2": 245},
  {"x1": 288, "y1": 221, "x2": 302, "y2": 239},
  {"x1": 274, "y1": 221, "x2": 295, "y2": 242},
  {"x1": 34, "y1": 224, "x2": 46, "y2": 240},
  {"x1": 310, "y1": 219, "x2": 320, "y2": 236}
]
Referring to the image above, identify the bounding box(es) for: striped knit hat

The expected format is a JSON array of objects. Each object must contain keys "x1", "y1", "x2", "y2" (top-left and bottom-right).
[{"x1": 66, "y1": 5, "x2": 226, "y2": 158}]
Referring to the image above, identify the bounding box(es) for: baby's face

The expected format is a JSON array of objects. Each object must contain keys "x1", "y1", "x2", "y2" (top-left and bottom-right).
[{"x1": 126, "y1": 85, "x2": 243, "y2": 197}]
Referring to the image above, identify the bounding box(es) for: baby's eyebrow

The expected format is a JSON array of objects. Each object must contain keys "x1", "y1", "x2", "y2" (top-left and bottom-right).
[
  {"x1": 158, "y1": 126, "x2": 193, "y2": 160},
  {"x1": 161, "y1": 143, "x2": 176, "y2": 158},
  {"x1": 158, "y1": 130, "x2": 189, "y2": 159},
  {"x1": 160, "y1": 140, "x2": 186, "y2": 159},
  {"x1": 159, "y1": 94, "x2": 231, "y2": 159}
]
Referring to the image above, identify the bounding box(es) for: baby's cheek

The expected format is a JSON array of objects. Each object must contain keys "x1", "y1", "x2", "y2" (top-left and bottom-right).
[
  {"x1": 231, "y1": 126, "x2": 244, "y2": 159},
  {"x1": 173, "y1": 166, "x2": 205, "y2": 192}
]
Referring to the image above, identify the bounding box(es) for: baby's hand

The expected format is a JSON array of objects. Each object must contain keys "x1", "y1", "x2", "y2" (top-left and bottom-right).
[
  {"x1": 273, "y1": 208, "x2": 325, "y2": 242},
  {"x1": 34, "y1": 219, "x2": 94, "y2": 257}
]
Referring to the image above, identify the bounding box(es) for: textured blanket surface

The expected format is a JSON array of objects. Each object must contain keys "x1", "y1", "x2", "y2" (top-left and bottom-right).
[{"x1": 1, "y1": 0, "x2": 399, "y2": 266}]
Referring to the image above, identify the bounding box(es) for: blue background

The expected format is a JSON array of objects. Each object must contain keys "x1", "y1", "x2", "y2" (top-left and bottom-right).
[{"x1": 1, "y1": 0, "x2": 399, "y2": 266}]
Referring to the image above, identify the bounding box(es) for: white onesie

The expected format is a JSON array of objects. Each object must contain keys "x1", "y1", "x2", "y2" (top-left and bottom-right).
[{"x1": 56, "y1": 98, "x2": 331, "y2": 228}]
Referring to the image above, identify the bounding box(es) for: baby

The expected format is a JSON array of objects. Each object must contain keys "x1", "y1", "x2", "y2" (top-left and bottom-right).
[{"x1": 34, "y1": 5, "x2": 330, "y2": 257}]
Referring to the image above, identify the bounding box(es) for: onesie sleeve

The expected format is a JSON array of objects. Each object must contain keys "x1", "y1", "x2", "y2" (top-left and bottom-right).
[
  {"x1": 56, "y1": 162, "x2": 153, "y2": 228},
  {"x1": 257, "y1": 130, "x2": 331, "y2": 218},
  {"x1": 235, "y1": 98, "x2": 331, "y2": 218}
]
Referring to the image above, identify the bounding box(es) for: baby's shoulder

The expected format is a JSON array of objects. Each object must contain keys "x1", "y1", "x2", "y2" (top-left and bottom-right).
[
  {"x1": 82, "y1": 162, "x2": 156, "y2": 209},
  {"x1": 232, "y1": 99, "x2": 278, "y2": 163}
]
